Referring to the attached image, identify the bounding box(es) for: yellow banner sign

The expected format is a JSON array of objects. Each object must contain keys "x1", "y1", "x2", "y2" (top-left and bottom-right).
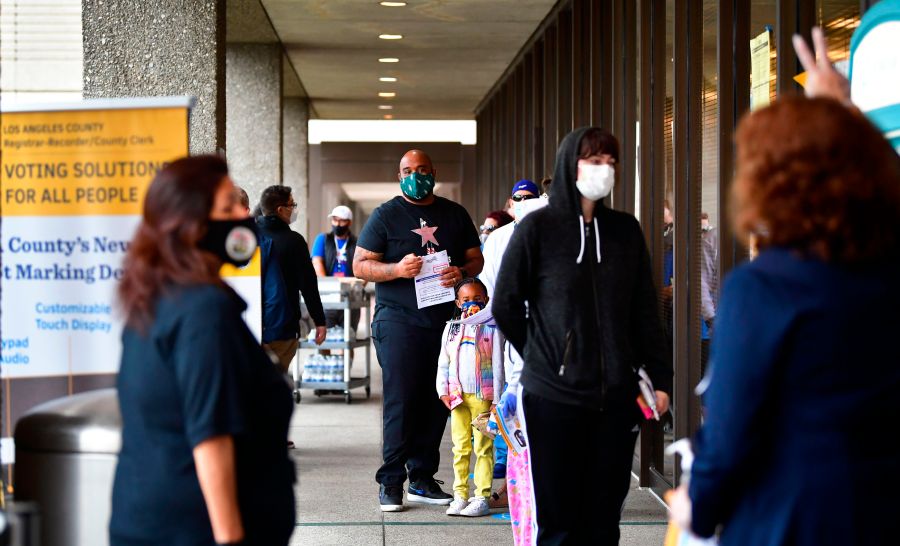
[
  {"x1": 1, "y1": 107, "x2": 188, "y2": 216},
  {"x1": 220, "y1": 249, "x2": 262, "y2": 278}
]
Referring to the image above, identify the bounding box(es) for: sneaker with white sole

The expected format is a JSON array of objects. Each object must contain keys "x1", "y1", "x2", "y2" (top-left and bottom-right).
[
  {"x1": 407, "y1": 478, "x2": 453, "y2": 506},
  {"x1": 379, "y1": 484, "x2": 404, "y2": 512},
  {"x1": 446, "y1": 495, "x2": 469, "y2": 516},
  {"x1": 459, "y1": 496, "x2": 490, "y2": 517}
]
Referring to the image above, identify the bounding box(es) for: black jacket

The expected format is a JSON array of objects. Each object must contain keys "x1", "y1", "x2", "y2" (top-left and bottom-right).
[
  {"x1": 493, "y1": 127, "x2": 672, "y2": 409},
  {"x1": 257, "y1": 215, "x2": 326, "y2": 335}
]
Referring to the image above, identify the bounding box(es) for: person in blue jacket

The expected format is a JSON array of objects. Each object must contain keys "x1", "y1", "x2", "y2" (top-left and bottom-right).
[
  {"x1": 112, "y1": 156, "x2": 296, "y2": 546},
  {"x1": 668, "y1": 97, "x2": 900, "y2": 545}
]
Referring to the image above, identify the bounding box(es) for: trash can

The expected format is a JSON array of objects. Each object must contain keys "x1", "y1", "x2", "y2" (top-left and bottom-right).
[{"x1": 14, "y1": 389, "x2": 120, "y2": 546}]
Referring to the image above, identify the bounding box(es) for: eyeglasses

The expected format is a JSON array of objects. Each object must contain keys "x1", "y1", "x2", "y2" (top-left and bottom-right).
[
  {"x1": 281, "y1": 202, "x2": 298, "y2": 209},
  {"x1": 479, "y1": 225, "x2": 497, "y2": 233},
  {"x1": 510, "y1": 194, "x2": 537, "y2": 202}
]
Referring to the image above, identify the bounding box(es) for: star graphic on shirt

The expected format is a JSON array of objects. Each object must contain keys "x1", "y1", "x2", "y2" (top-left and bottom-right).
[{"x1": 412, "y1": 219, "x2": 440, "y2": 247}]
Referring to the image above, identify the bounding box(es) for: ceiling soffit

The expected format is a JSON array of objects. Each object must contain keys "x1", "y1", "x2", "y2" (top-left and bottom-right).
[{"x1": 261, "y1": 0, "x2": 557, "y2": 119}]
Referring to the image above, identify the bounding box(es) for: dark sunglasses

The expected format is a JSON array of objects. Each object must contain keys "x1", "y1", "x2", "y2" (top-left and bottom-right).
[
  {"x1": 479, "y1": 224, "x2": 497, "y2": 232},
  {"x1": 511, "y1": 194, "x2": 537, "y2": 202}
]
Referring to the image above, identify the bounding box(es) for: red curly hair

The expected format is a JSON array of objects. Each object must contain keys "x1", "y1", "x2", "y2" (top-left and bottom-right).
[{"x1": 732, "y1": 97, "x2": 900, "y2": 264}]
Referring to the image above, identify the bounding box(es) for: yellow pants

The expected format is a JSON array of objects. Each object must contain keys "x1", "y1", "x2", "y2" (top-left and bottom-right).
[{"x1": 450, "y1": 393, "x2": 494, "y2": 499}]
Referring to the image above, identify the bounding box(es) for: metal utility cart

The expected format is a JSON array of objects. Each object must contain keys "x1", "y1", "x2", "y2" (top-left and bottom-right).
[{"x1": 293, "y1": 279, "x2": 372, "y2": 404}]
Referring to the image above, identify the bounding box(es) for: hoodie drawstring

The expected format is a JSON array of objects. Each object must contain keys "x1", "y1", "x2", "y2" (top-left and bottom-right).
[
  {"x1": 576, "y1": 215, "x2": 587, "y2": 264},
  {"x1": 576, "y1": 215, "x2": 602, "y2": 264}
]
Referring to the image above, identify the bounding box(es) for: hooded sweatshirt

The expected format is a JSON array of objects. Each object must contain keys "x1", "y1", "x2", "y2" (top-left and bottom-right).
[
  {"x1": 492, "y1": 127, "x2": 672, "y2": 410},
  {"x1": 480, "y1": 196, "x2": 549, "y2": 387}
]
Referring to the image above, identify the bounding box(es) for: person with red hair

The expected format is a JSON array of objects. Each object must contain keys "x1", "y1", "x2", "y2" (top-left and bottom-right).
[
  {"x1": 669, "y1": 97, "x2": 900, "y2": 545},
  {"x1": 479, "y1": 210, "x2": 514, "y2": 247}
]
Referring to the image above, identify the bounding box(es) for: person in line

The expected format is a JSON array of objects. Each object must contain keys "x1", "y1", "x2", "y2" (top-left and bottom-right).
[
  {"x1": 540, "y1": 177, "x2": 552, "y2": 197},
  {"x1": 493, "y1": 127, "x2": 672, "y2": 544},
  {"x1": 234, "y1": 186, "x2": 251, "y2": 217},
  {"x1": 668, "y1": 97, "x2": 900, "y2": 545},
  {"x1": 699, "y1": 212, "x2": 718, "y2": 373},
  {"x1": 257, "y1": 185, "x2": 327, "y2": 373},
  {"x1": 506, "y1": 179, "x2": 540, "y2": 213},
  {"x1": 353, "y1": 149, "x2": 484, "y2": 512},
  {"x1": 311, "y1": 205, "x2": 361, "y2": 333},
  {"x1": 480, "y1": 179, "x2": 544, "y2": 484},
  {"x1": 660, "y1": 201, "x2": 675, "y2": 349},
  {"x1": 480, "y1": 189, "x2": 548, "y2": 534},
  {"x1": 480, "y1": 180, "x2": 542, "y2": 296},
  {"x1": 479, "y1": 210, "x2": 513, "y2": 248},
  {"x1": 111, "y1": 156, "x2": 295, "y2": 546},
  {"x1": 436, "y1": 278, "x2": 504, "y2": 518}
]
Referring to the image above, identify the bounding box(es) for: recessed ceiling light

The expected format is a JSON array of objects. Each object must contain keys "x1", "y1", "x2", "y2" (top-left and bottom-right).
[
  {"x1": 379, "y1": 77, "x2": 398, "y2": 82},
  {"x1": 379, "y1": 34, "x2": 403, "y2": 40},
  {"x1": 378, "y1": 105, "x2": 393, "y2": 110},
  {"x1": 379, "y1": 57, "x2": 400, "y2": 63},
  {"x1": 384, "y1": 114, "x2": 394, "y2": 119},
  {"x1": 378, "y1": 92, "x2": 396, "y2": 98},
  {"x1": 380, "y1": 1, "x2": 407, "y2": 6}
]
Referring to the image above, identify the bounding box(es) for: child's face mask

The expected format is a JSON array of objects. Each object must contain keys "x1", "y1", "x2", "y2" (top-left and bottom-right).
[{"x1": 460, "y1": 300, "x2": 483, "y2": 317}]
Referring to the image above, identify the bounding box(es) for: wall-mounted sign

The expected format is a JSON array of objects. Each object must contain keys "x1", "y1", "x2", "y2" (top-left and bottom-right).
[{"x1": 750, "y1": 28, "x2": 773, "y2": 111}]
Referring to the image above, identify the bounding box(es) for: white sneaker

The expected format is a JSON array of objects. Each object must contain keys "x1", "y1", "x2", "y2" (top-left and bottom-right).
[
  {"x1": 459, "y1": 496, "x2": 490, "y2": 517},
  {"x1": 446, "y1": 495, "x2": 469, "y2": 516}
]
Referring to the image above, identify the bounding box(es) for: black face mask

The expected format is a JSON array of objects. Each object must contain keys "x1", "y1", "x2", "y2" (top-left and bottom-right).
[
  {"x1": 199, "y1": 218, "x2": 258, "y2": 267},
  {"x1": 332, "y1": 224, "x2": 350, "y2": 237}
]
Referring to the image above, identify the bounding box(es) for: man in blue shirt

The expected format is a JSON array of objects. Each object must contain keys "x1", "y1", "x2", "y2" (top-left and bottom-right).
[{"x1": 312, "y1": 205, "x2": 360, "y2": 331}]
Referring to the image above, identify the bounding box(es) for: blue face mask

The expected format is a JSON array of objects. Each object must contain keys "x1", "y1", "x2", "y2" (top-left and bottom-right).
[
  {"x1": 400, "y1": 172, "x2": 435, "y2": 201},
  {"x1": 461, "y1": 301, "x2": 483, "y2": 317}
]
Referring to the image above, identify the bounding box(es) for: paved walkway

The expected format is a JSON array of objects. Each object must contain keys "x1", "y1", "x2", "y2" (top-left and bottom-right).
[{"x1": 287, "y1": 350, "x2": 668, "y2": 545}]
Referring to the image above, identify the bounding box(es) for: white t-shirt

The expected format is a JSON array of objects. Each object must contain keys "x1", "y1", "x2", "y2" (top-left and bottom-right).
[{"x1": 478, "y1": 197, "x2": 549, "y2": 387}]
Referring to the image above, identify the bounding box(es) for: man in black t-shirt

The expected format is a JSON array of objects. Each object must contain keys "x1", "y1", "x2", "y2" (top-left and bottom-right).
[{"x1": 354, "y1": 149, "x2": 484, "y2": 512}]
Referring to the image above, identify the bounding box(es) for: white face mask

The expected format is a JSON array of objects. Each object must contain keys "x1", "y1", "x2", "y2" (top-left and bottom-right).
[
  {"x1": 479, "y1": 233, "x2": 490, "y2": 245},
  {"x1": 575, "y1": 163, "x2": 615, "y2": 201},
  {"x1": 289, "y1": 207, "x2": 299, "y2": 224},
  {"x1": 513, "y1": 197, "x2": 548, "y2": 223},
  {"x1": 512, "y1": 200, "x2": 528, "y2": 220}
]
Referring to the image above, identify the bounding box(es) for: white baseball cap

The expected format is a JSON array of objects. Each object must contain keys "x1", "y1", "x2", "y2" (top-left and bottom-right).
[{"x1": 329, "y1": 205, "x2": 353, "y2": 221}]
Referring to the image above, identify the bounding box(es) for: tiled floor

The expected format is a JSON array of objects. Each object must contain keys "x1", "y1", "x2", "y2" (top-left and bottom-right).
[{"x1": 288, "y1": 351, "x2": 668, "y2": 545}]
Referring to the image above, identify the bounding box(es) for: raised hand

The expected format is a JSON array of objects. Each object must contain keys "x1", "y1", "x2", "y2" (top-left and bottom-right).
[{"x1": 792, "y1": 27, "x2": 850, "y2": 105}]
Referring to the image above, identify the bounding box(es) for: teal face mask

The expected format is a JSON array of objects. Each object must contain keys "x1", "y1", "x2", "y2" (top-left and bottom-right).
[{"x1": 400, "y1": 172, "x2": 435, "y2": 200}]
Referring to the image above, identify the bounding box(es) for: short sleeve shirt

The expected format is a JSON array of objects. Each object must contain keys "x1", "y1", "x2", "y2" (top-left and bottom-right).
[
  {"x1": 110, "y1": 285, "x2": 295, "y2": 545},
  {"x1": 357, "y1": 196, "x2": 481, "y2": 330},
  {"x1": 311, "y1": 233, "x2": 350, "y2": 276}
]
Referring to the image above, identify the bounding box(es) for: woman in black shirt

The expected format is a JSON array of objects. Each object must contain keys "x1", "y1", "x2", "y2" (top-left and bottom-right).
[{"x1": 111, "y1": 156, "x2": 295, "y2": 546}]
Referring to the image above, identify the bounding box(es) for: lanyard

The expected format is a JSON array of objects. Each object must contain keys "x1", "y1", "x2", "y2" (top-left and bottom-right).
[{"x1": 334, "y1": 236, "x2": 347, "y2": 262}]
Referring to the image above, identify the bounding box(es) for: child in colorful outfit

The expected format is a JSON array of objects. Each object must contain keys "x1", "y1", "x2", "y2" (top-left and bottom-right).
[{"x1": 436, "y1": 278, "x2": 505, "y2": 517}]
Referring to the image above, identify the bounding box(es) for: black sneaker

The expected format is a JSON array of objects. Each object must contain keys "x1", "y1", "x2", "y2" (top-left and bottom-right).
[
  {"x1": 407, "y1": 478, "x2": 453, "y2": 506},
  {"x1": 379, "y1": 484, "x2": 404, "y2": 512}
]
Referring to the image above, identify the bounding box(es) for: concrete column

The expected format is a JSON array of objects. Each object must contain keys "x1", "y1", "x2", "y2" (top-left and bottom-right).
[
  {"x1": 283, "y1": 98, "x2": 310, "y2": 238},
  {"x1": 226, "y1": 43, "x2": 283, "y2": 209},
  {"x1": 308, "y1": 144, "x2": 324, "y2": 240},
  {"x1": 82, "y1": 0, "x2": 226, "y2": 154}
]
